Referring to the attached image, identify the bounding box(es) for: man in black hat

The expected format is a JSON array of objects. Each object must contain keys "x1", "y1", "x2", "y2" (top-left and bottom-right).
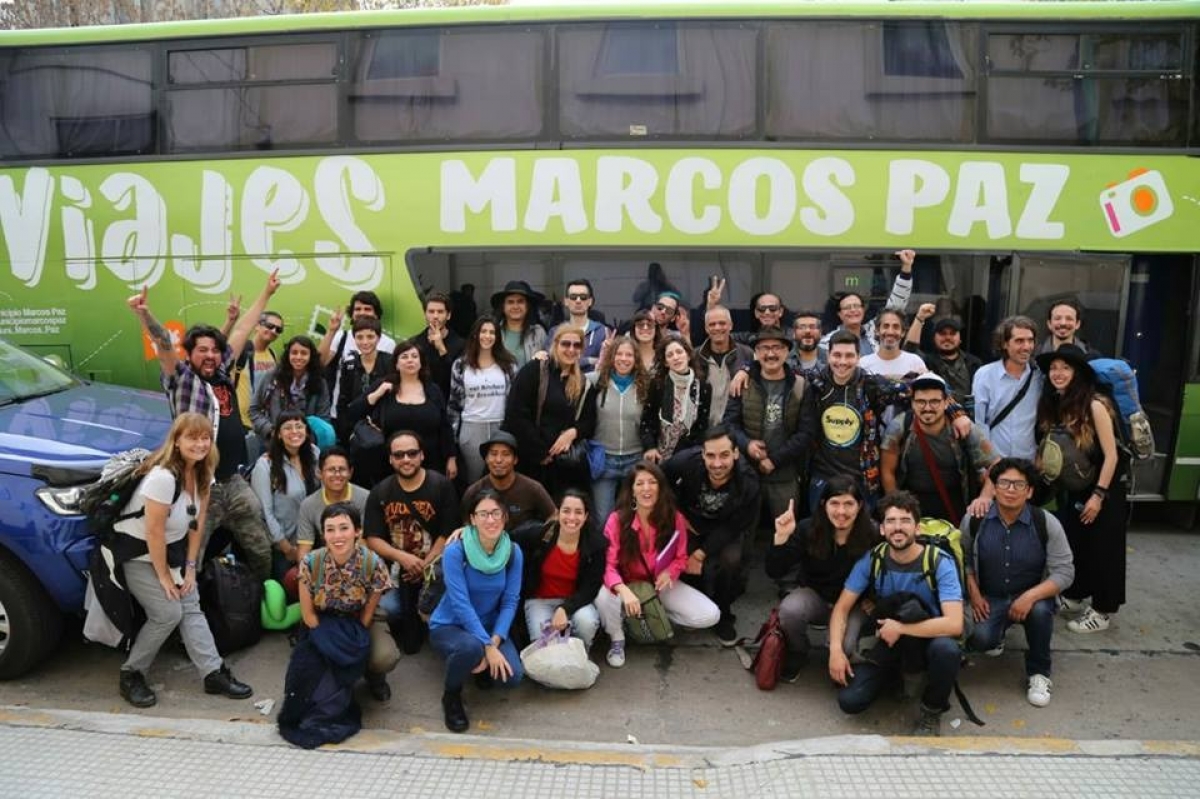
[
  {"x1": 416, "y1": 291, "x2": 465, "y2": 397},
  {"x1": 905, "y1": 302, "x2": 982, "y2": 417},
  {"x1": 460, "y1": 430, "x2": 557, "y2": 534},
  {"x1": 491, "y1": 280, "x2": 548, "y2": 368},
  {"x1": 723, "y1": 326, "x2": 815, "y2": 520}
]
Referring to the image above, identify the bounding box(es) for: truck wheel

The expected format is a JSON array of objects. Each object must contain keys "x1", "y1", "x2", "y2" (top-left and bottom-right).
[{"x1": 0, "y1": 553, "x2": 64, "y2": 679}]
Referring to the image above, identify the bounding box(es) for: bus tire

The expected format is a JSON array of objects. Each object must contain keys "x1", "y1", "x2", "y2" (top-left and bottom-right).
[{"x1": 0, "y1": 552, "x2": 64, "y2": 680}]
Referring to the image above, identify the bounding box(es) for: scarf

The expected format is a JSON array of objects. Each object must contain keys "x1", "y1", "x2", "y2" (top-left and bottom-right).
[
  {"x1": 658, "y1": 369, "x2": 696, "y2": 459},
  {"x1": 611, "y1": 372, "x2": 634, "y2": 393},
  {"x1": 462, "y1": 525, "x2": 512, "y2": 575}
]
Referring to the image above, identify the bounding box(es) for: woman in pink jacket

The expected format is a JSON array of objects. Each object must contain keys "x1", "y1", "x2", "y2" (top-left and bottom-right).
[{"x1": 594, "y1": 461, "x2": 719, "y2": 668}]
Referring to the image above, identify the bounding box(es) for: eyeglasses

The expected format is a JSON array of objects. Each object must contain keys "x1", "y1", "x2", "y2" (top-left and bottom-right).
[
  {"x1": 260, "y1": 321, "x2": 284, "y2": 334},
  {"x1": 654, "y1": 302, "x2": 678, "y2": 318},
  {"x1": 559, "y1": 340, "x2": 583, "y2": 350},
  {"x1": 390, "y1": 449, "x2": 422, "y2": 460},
  {"x1": 840, "y1": 303, "x2": 864, "y2": 312},
  {"x1": 566, "y1": 293, "x2": 591, "y2": 301},
  {"x1": 323, "y1": 466, "x2": 349, "y2": 474},
  {"x1": 996, "y1": 479, "x2": 1030, "y2": 491},
  {"x1": 186, "y1": 503, "x2": 198, "y2": 531},
  {"x1": 756, "y1": 304, "x2": 782, "y2": 314},
  {"x1": 912, "y1": 399, "x2": 945, "y2": 408},
  {"x1": 474, "y1": 508, "x2": 505, "y2": 520}
]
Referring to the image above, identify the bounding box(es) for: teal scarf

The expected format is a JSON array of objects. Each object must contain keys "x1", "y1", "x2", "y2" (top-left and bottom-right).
[
  {"x1": 611, "y1": 372, "x2": 634, "y2": 393},
  {"x1": 462, "y1": 525, "x2": 512, "y2": 575}
]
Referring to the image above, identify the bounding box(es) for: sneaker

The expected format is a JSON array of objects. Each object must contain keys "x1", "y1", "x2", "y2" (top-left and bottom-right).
[
  {"x1": 984, "y1": 642, "x2": 1005, "y2": 657},
  {"x1": 442, "y1": 690, "x2": 469, "y2": 733},
  {"x1": 606, "y1": 639, "x2": 626, "y2": 668},
  {"x1": 913, "y1": 704, "x2": 943, "y2": 737},
  {"x1": 1027, "y1": 674, "x2": 1053, "y2": 707},
  {"x1": 366, "y1": 673, "x2": 392, "y2": 702},
  {"x1": 714, "y1": 616, "x2": 739, "y2": 647},
  {"x1": 203, "y1": 664, "x2": 253, "y2": 699},
  {"x1": 1059, "y1": 596, "x2": 1088, "y2": 615},
  {"x1": 781, "y1": 650, "x2": 807, "y2": 684},
  {"x1": 1067, "y1": 608, "x2": 1111, "y2": 633},
  {"x1": 119, "y1": 669, "x2": 156, "y2": 708}
]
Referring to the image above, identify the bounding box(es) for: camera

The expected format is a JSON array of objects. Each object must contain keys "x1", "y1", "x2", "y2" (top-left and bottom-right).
[{"x1": 1099, "y1": 168, "x2": 1174, "y2": 239}]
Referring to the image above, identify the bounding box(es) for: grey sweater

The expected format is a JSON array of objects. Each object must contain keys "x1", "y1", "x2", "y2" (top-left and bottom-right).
[{"x1": 589, "y1": 376, "x2": 644, "y2": 457}]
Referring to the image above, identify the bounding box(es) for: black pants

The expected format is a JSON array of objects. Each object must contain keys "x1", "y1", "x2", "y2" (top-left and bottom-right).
[{"x1": 682, "y1": 532, "x2": 747, "y2": 617}]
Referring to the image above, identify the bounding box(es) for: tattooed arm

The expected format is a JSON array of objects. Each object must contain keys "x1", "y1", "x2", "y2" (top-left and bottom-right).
[{"x1": 128, "y1": 286, "x2": 179, "y2": 376}]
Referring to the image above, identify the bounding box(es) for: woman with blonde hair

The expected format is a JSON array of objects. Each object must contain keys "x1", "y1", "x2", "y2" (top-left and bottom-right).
[
  {"x1": 503, "y1": 324, "x2": 596, "y2": 498},
  {"x1": 114, "y1": 412, "x2": 253, "y2": 708}
]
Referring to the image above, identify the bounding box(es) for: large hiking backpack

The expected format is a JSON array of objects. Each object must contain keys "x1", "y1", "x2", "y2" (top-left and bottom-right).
[
  {"x1": 870, "y1": 518, "x2": 968, "y2": 606},
  {"x1": 79, "y1": 449, "x2": 178, "y2": 539},
  {"x1": 1089, "y1": 358, "x2": 1155, "y2": 460},
  {"x1": 200, "y1": 555, "x2": 264, "y2": 655}
]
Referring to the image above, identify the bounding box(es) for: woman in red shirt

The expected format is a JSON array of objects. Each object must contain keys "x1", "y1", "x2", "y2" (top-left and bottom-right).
[{"x1": 594, "y1": 461, "x2": 719, "y2": 668}]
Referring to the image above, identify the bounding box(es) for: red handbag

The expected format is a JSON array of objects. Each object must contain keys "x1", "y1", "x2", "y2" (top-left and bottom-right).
[{"x1": 750, "y1": 608, "x2": 787, "y2": 691}]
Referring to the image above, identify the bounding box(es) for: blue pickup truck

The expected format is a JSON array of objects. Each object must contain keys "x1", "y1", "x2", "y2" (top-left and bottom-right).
[{"x1": 0, "y1": 337, "x2": 171, "y2": 678}]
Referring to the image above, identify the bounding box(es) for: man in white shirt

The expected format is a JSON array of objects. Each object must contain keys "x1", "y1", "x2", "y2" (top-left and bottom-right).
[{"x1": 860, "y1": 310, "x2": 927, "y2": 380}]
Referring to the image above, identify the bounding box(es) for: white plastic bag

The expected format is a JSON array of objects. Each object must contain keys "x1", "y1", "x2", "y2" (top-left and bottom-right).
[
  {"x1": 520, "y1": 626, "x2": 599, "y2": 690},
  {"x1": 82, "y1": 577, "x2": 124, "y2": 649}
]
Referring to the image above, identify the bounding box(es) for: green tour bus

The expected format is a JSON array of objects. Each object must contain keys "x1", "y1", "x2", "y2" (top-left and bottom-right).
[{"x1": 1, "y1": 1, "x2": 1198, "y2": 501}]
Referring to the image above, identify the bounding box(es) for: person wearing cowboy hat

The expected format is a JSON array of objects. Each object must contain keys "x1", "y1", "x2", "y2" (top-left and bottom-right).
[
  {"x1": 460, "y1": 430, "x2": 557, "y2": 534},
  {"x1": 491, "y1": 280, "x2": 547, "y2": 368},
  {"x1": 723, "y1": 326, "x2": 815, "y2": 520},
  {"x1": 1034, "y1": 344, "x2": 1126, "y2": 635}
]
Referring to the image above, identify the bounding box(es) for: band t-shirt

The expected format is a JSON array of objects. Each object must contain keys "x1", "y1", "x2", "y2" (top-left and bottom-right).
[{"x1": 363, "y1": 471, "x2": 459, "y2": 560}]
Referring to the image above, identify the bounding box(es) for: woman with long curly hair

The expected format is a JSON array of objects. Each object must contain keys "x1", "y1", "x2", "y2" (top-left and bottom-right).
[
  {"x1": 503, "y1": 325, "x2": 596, "y2": 498},
  {"x1": 449, "y1": 316, "x2": 518, "y2": 485},
  {"x1": 347, "y1": 338, "x2": 456, "y2": 488},
  {"x1": 115, "y1": 412, "x2": 253, "y2": 708},
  {"x1": 249, "y1": 334, "x2": 332, "y2": 442},
  {"x1": 767, "y1": 476, "x2": 877, "y2": 677},
  {"x1": 588, "y1": 335, "x2": 651, "y2": 523},
  {"x1": 250, "y1": 409, "x2": 321, "y2": 582},
  {"x1": 640, "y1": 336, "x2": 711, "y2": 464},
  {"x1": 594, "y1": 461, "x2": 719, "y2": 668},
  {"x1": 1034, "y1": 345, "x2": 1126, "y2": 634}
]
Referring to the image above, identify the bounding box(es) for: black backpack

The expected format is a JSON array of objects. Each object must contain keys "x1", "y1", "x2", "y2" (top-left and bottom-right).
[{"x1": 199, "y1": 555, "x2": 264, "y2": 656}]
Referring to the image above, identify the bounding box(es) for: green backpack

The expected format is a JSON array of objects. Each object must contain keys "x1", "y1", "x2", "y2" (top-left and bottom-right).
[{"x1": 869, "y1": 517, "x2": 967, "y2": 611}]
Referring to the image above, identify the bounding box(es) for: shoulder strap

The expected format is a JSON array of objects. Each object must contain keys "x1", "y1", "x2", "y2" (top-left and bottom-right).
[
  {"x1": 535, "y1": 359, "x2": 549, "y2": 428},
  {"x1": 913, "y1": 421, "x2": 960, "y2": 522},
  {"x1": 921, "y1": 544, "x2": 942, "y2": 605},
  {"x1": 1030, "y1": 506, "x2": 1049, "y2": 550},
  {"x1": 314, "y1": 548, "x2": 327, "y2": 586},
  {"x1": 988, "y1": 369, "x2": 1035, "y2": 429},
  {"x1": 868, "y1": 542, "x2": 888, "y2": 596}
]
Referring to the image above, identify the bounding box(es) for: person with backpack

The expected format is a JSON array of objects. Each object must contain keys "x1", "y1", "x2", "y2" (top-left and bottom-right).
[
  {"x1": 318, "y1": 290, "x2": 398, "y2": 423},
  {"x1": 280, "y1": 502, "x2": 395, "y2": 747},
  {"x1": 828, "y1": 491, "x2": 964, "y2": 736},
  {"x1": 114, "y1": 412, "x2": 253, "y2": 709},
  {"x1": 960, "y1": 458, "x2": 1074, "y2": 708},
  {"x1": 1035, "y1": 345, "x2": 1127, "y2": 634},
  {"x1": 880, "y1": 373, "x2": 998, "y2": 523},
  {"x1": 248, "y1": 335, "x2": 332, "y2": 444},
  {"x1": 973, "y1": 316, "x2": 1042, "y2": 461}
]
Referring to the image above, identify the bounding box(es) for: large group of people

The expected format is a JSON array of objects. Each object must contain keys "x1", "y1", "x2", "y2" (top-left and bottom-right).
[{"x1": 109, "y1": 252, "x2": 1130, "y2": 740}]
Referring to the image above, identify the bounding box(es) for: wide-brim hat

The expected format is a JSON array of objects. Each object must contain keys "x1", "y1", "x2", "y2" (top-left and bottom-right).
[
  {"x1": 1035, "y1": 344, "x2": 1095, "y2": 382},
  {"x1": 491, "y1": 280, "x2": 544, "y2": 308},
  {"x1": 750, "y1": 326, "x2": 793, "y2": 349},
  {"x1": 479, "y1": 429, "x2": 519, "y2": 459}
]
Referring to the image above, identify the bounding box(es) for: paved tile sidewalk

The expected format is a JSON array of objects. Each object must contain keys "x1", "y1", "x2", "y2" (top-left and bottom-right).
[{"x1": 6, "y1": 723, "x2": 1198, "y2": 799}]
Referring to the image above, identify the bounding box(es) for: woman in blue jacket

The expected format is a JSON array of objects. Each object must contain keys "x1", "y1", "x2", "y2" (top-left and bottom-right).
[{"x1": 429, "y1": 489, "x2": 524, "y2": 733}]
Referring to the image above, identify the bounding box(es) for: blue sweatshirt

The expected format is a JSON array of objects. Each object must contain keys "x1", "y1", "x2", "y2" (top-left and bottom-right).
[{"x1": 429, "y1": 539, "x2": 524, "y2": 646}]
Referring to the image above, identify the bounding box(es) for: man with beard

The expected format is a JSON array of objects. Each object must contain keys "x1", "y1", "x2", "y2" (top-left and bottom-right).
[
  {"x1": 364, "y1": 431, "x2": 459, "y2": 656},
  {"x1": 860, "y1": 309, "x2": 927, "y2": 380},
  {"x1": 881, "y1": 374, "x2": 997, "y2": 523},
  {"x1": 829, "y1": 491, "x2": 964, "y2": 736},
  {"x1": 664, "y1": 426, "x2": 761, "y2": 646},
  {"x1": 904, "y1": 304, "x2": 982, "y2": 418},
  {"x1": 128, "y1": 271, "x2": 280, "y2": 581},
  {"x1": 460, "y1": 431, "x2": 557, "y2": 535},
  {"x1": 973, "y1": 316, "x2": 1042, "y2": 460},
  {"x1": 724, "y1": 327, "x2": 815, "y2": 521},
  {"x1": 416, "y1": 291, "x2": 466, "y2": 397},
  {"x1": 698, "y1": 306, "x2": 753, "y2": 427},
  {"x1": 788, "y1": 311, "x2": 825, "y2": 373},
  {"x1": 296, "y1": 446, "x2": 371, "y2": 561},
  {"x1": 819, "y1": 249, "x2": 916, "y2": 357},
  {"x1": 1036, "y1": 299, "x2": 1101, "y2": 356}
]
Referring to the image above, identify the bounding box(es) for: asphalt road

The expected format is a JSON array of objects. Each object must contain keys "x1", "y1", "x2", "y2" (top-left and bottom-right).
[{"x1": 1, "y1": 529, "x2": 1196, "y2": 746}]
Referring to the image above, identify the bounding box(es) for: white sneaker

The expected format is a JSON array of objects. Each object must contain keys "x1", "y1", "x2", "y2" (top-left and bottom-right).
[
  {"x1": 1059, "y1": 596, "x2": 1088, "y2": 615},
  {"x1": 1027, "y1": 674, "x2": 1053, "y2": 707},
  {"x1": 1067, "y1": 608, "x2": 1111, "y2": 633},
  {"x1": 984, "y1": 642, "x2": 1005, "y2": 657},
  {"x1": 606, "y1": 640, "x2": 626, "y2": 668}
]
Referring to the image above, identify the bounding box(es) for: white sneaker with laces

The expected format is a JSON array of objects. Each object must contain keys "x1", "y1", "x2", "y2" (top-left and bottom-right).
[
  {"x1": 1067, "y1": 608, "x2": 1111, "y2": 633},
  {"x1": 606, "y1": 640, "x2": 626, "y2": 668},
  {"x1": 1027, "y1": 674, "x2": 1053, "y2": 707}
]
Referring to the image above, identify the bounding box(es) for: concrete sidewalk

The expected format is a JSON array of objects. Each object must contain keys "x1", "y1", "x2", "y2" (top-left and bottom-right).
[{"x1": 4, "y1": 706, "x2": 1199, "y2": 799}]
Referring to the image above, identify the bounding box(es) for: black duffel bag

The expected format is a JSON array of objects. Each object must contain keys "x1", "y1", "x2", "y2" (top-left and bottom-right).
[{"x1": 199, "y1": 556, "x2": 264, "y2": 656}]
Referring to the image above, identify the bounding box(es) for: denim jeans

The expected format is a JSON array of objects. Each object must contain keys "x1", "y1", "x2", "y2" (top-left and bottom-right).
[
  {"x1": 837, "y1": 636, "x2": 961, "y2": 715},
  {"x1": 592, "y1": 451, "x2": 642, "y2": 526},
  {"x1": 429, "y1": 624, "x2": 524, "y2": 692},
  {"x1": 378, "y1": 581, "x2": 425, "y2": 654},
  {"x1": 968, "y1": 595, "x2": 1056, "y2": 677},
  {"x1": 523, "y1": 599, "x2": 600, "y2": 651}
]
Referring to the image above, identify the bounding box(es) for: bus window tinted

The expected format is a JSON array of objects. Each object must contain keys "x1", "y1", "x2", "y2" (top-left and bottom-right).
[
  {"x1": 0, "y1": 47, "x2": 154, "y2": 159},
  {"x1": 352, "y1": 28, "x2": 546, "y2": 142},
  {"x1": 986, "y1": 31, "x2": 1187, "y2": 145},
  {"x1": 766, "y1": 22, "x2": 976, "y2": 142},
  {"x1": 168, "y1": 43, "x2": 337, "y2": 83},
  {"x1": 558, "y1": 22, "x2": 756, "y2": 138}
]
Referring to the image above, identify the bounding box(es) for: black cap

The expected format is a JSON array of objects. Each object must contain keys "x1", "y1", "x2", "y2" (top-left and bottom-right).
[{"x1": 932, "y1": 318, "x2": 962, "y2": 333}]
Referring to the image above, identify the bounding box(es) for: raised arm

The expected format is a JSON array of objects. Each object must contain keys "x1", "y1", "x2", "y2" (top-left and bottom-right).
[
  {"x1": 883, "y1": 249, "x2": 916, "y2": 313},
  {"x1": 127, "y1": 286, "x2": 178, "y2": 377},
  {"x1": 228, "y1": 269, "x2": 281, "y2": 361}
]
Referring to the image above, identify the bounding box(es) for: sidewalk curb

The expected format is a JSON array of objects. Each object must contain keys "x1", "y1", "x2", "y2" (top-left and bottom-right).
[{"x1": 3, "y1": 704, "x2": 1198, "y2": 766}]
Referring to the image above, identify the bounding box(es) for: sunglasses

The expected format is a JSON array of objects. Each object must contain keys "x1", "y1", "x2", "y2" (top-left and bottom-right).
[
  {"x1": 756, "y1": 304, "x2": 782, "y2": 314},
  {"x1": 390, "y1": 449, "x2": 422, "y2": 460},
  {"x1": 634, "y1": 320, "x2": 655, "y2": 329},
  {"x1": 840, "y1": 303, "x2": 864, "y2": 312},
  {"x1": 566, "y1": 293, "x2": 591, "y2": 301},
  {"x1": 260, "y1": 321, "x2": 284, "y2": 334},
  {"x1": 186, "y1": 503, "x2": 198, "y2": 531},
  {"x1": 654, "y1": 302, "x2": 678, "y2": 317},
  {"x1": 559, "y1": 340, "x2": 583, "y2": 350}
]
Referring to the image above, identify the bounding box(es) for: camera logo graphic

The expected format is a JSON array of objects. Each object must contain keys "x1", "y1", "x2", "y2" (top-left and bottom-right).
[{"x1": 1099, "y1": 168, "x2": 1174, "y2": 238}]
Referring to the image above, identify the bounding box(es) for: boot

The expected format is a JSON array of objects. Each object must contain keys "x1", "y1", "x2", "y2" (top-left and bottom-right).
[
  {"x1": 204, "y1": 664, "x2": 253, "y2": 699},
  {"x1": 366, "y1": 672, "x2": 392, "y2": 702},
  {"x1": 119, "y1": 669, "x2": 156, "y2": 708},
  {"x1": 442, "y1": 690, "x2": 469, "y2": 733},
  {"x1": 913, "y1": 704, "x2": 943, "y2": 737}
]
